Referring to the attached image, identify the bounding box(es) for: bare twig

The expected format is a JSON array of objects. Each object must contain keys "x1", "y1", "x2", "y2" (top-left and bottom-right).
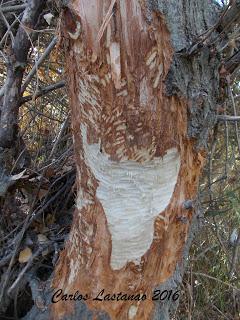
[
  {"x1": 0, "y1": 9, "x2": 14, "y2": 45},
  {"x1": 0, "y1": 214, "x2": 32, "y2": 304},
  {"x1": 21, "y1": 36, "x2": 58, "y2": 94},
  {"x1": 49, "y1": 113, "x2": 69, "y2": 159},
  {"x1": 186, "y1": 1, "x2": 240, "y2": 60},
  {"x1": 217, "y1": 115, "x2": 240, "y2": 121},
  {"x1": 212, "y1": 304, "x2": 233, "y2": 320},
  {"x1": 228, "y1": 82, "x2": 240, "y2": 155},
  {"x1": 0, "y1": 11, "x2": 21, "y2": 49},
  {"x1": 7, "y1": 247, "x2": 44, "y2": 296},
  {"x1": 0, "y1": 251, "x2": 13, "y2": 268},
  {"x1": 212, "y1": 217, "x2": 230, "y2": 263},
  {"x1": 186, "y1": 2, "x2": 232, "y2": 55},
  {"x1": 219, "y1": 0, "x2": 240, "y2": 33},
  {"x1": 229, "y1": 232, "x2": 240, "y2": 278},
  {"x1": 190, "y1": 272, "x2": 240, "y2": 292},
  {"x1": 20, "y1": 80, "x2": 65, "y2": 104},
  {"x1": 224, "y1": 113, "x2": 229, "y2": 177},
  {"x1": 0, "y1": 4, "x2": 27, "y2": 13}
]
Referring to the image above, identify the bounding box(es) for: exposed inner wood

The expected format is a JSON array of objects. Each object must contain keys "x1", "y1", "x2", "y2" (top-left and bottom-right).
[{"x1": 52, "y1": 1, "x2": 205, "y2": 319}]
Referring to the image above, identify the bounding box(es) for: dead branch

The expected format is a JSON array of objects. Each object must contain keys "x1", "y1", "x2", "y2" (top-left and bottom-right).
[
  {"x1": 191, "y1": 272, "x2": 240, "y2": 292},
  {"x1": 0, "y1": 0, "x2": 47, "y2": 148},
  {"x1": 0, "y1": 4, "x2": 27, "y2": 14},
  {"x1": 49, "y1": 113, "x2": 69, "y2": 159},
  {"x1": 20, "y1": 80, "x2": 66, "y2": 104},
  {"x1": 7, "y1": 247, "x2": 43, "y2": 297},
  {"x1": 217, "y1": 115, "x2": 240, "y2": 121},
  {"x1": 21, "y1": 36, "x2": 58, "y2": 94}
]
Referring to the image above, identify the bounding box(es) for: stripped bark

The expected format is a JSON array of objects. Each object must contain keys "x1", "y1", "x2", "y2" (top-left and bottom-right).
[{"x1": 46, "y1": 0, "x2": 225, "y2": 319}]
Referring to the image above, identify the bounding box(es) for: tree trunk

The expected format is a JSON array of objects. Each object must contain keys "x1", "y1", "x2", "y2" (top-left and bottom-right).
[{"x1": 51, "y1": 1, "x2": 221, "y2": 319}]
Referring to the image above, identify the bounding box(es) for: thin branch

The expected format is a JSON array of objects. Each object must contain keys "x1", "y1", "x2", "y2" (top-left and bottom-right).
[
  {"x1": 0, "y1": 4, "x2": 27, "y2": 13},
  {"x1": 0, "y1": 214, "x2": 32, "y2": 304},
  {"x1": 20, "y1": 80, "x2": 66, "y2": 104},
  {"x1": 229, "y1": 232, "x2": 240, "y2": 279},
  {"x1": 190, "y1": 272, "x2": 240, "y2": 292},
  {"x1": 21, "y1": 36, "x2": 58, "y2": 94},
  {"x1": 217, "y1": 115, "x2": 240, "y2": 121},
  {"x1": 0, "y1": 9, "x2": 14, "y2": 45},
  {"x1": 186, "y1": 1, "x2": 240, "y2": 57},
  {"x1": 219, "y1": 0, "x2": 240, "y2": 32},
  {"x1": 198, "y1": 2, "x2": 231, "y2": 43},
  {"x1": 0, "y1": 251, "x2": 13, "y2": 268},
  {"x1": 49, "y1": 113, "x2": 70, "y2": 159},
  {"x1": 0, "y1": 11, "x2": 22, "y2": 49},
  {"x1": 224, "y1": 111, "x2": 229, "y2": 177},
  {"x1": 7, "y1": 246, "x2": 44, "y2": 296},
  {"x1": 228, "y1": 82, "x2": 240, "y2": 155},
  {"x1": 212, "y1": 304, "x2": 233, "y2": 320}
]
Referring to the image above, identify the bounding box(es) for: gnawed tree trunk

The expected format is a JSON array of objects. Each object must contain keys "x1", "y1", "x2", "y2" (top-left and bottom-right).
[{"x1": 51, "y1": 1, "x2": 221, "y2": 319}]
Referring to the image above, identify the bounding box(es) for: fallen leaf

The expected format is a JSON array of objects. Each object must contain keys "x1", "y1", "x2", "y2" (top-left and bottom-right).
[
  {"x1": 44, "y1": 13, "x2": 54, "y2": 25},
  {"x1": 19, "y1": 247, "x2": 32, "y2": 263},
  {"x1": 38, "y1": 189, "x2": 48, "y2": 200},
  {"x1": 44, "y1": 167, "x2": 55, "y2": 178},
  {"x1": 10, "y1": 170, "x2": 26, "y2": 181}
]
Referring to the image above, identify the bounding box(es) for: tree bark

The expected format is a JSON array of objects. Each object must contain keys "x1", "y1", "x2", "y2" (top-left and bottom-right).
[{"x1": 49, "y1": 1, "x2": 221, "y2": 319}]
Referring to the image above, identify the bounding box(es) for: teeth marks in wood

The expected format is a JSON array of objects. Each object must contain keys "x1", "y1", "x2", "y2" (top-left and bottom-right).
[{"x1": 80, "y1": 123, "x2": 181, "y2": 270}]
